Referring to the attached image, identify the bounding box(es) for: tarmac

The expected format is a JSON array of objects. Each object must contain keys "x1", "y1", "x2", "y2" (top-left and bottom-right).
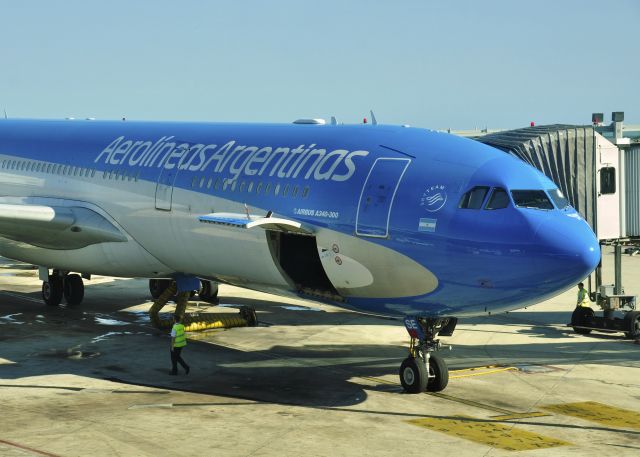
[{"x1": 1, "y1": 247, "x2": 639, "y2": 457}]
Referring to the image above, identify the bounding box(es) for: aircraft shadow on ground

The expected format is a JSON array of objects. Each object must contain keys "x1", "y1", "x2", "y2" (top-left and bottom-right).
[{"x1": 2, "y1": 280, "x2": 638, "y2": 409}]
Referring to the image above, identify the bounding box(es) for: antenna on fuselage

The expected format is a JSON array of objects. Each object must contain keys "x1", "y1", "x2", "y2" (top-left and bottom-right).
[{"x1": 370, "y1": 110, "x2": 378, "y2": 125}]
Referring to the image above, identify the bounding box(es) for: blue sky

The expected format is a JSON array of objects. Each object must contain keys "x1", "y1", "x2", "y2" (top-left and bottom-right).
[{"x1": 1, "y1": 0, "x2": 638, "y2": 129}]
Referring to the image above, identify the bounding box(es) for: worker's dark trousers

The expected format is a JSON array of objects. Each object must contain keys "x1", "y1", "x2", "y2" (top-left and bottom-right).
[{"x1": 171, "y1": 347, "x2": 189, "y2": 373}]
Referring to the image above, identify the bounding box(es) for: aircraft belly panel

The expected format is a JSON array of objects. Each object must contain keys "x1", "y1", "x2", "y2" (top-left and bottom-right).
[{"x1": 315, "y1": 229, "x2": 438, "y2": 298}]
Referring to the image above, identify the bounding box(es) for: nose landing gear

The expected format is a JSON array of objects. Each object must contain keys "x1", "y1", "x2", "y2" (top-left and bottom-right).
[{"x1": 400, "y1": 317, "x2": 456, "y2": 393}]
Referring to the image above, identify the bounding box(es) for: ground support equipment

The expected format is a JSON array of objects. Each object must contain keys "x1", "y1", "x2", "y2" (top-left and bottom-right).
[
  {"x1": 148, "y1": 281, "x2": 257, "y2": 332},
  {"x1": 570, "y1": 283, "x2": 638, "y2": 339}
]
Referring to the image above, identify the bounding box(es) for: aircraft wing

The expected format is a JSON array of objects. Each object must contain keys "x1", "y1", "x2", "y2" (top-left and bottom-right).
[
  {"x1": 198, "y1": 212, "x2": 313, "y2": 235},
  {"x1": 0, "y1": 203, "x2": 127, "y2": 250}
]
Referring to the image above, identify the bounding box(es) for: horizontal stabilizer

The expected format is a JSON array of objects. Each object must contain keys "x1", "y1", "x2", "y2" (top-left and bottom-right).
[
  {"x1": 0, "y1": 203, "x2": 127, "y2": 250},
  {"x1": 198, "y1": 212, "x2": 312, "y2": 235}
]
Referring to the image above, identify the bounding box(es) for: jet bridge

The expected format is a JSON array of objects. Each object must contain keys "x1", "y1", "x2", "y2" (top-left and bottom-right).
[{"x1": 470, "y1": 117, "x2": 639, "y2": 339}]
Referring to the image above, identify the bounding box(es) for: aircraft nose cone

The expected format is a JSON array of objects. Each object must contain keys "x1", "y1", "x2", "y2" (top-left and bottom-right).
[{"x1": 533, "y1": 214, "x2": 600, "y2": 287}]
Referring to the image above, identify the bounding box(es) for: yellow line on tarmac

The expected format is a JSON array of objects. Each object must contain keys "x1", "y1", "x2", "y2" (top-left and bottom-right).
[
  {"x1": 450, "y1": 366, "x2": 518, "y2": 379},
  {"x1": 360, "y1": 365, "x2": 518, "y2": 387}
]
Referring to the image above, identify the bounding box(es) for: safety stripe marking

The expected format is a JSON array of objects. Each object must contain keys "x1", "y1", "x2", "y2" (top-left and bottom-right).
[
  {"x1": 490, "y1": 412, "x2": 550, "y2": 421},
  {"x1": 407, "y1": 415, "x2": 570, "y2": 451},
  {"x1": 0, "y1": 438, "x2": 60, "y2": 457},
  {"x1": 0, "y1": 290, "x2": 43, "y2": 304},
  {"x1": 542, "y1": 401, "x2": 640, "y2": 431}
]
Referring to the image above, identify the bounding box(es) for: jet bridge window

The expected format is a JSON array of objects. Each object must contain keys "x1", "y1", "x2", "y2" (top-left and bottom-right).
[
  {"x1": 511, "y1": 190, "x2": 553, "y2": 210},
  {"x1": 600, "y1": 167, "x2": 616, "y2": 194},
  {"x1": 459, "y1": 186, "x2": 489, "y2": 209},
  {"x1": 484, "y1": 188, "x2": 510, "y2": 210}
]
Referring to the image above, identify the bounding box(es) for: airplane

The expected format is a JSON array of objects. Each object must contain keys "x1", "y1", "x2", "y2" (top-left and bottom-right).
[{"x1": 0, "y1": 117, "x2": 600, "y2": 393}]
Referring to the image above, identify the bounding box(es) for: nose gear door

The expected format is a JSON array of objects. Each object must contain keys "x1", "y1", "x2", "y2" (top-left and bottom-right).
[{"x1": 356, "y1": 158, "x2": 411, "y2": 238}]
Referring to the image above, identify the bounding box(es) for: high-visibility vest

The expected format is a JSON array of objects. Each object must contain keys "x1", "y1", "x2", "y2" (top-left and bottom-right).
[
  {"x1": 172, "y1": 323, "x2": 187, "y2": 347},
  {"x1": 577, "y1": 289, "x2": 589, "y2": 307}
]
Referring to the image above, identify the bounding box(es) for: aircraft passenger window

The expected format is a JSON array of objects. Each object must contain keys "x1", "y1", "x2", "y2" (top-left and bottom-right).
[
  {"x1": 256, "y1": 182, "x2": 263, "y2": 194},
  {"x1": 135, "y1": 171, "x2": 140, "y2": 181},
  {"x1": 292, "y1": 185, "x2": 299, "y2": 197},
  {"x1": 511, "y1": 190, "x2": 553, "y2": 210},
  {"x1": 20, "y1": 161, "x2": 26, "y2": 171},
  {"x1": 231, "y1": 180, "x2": 238, "y2": 191},
  {"x1": 264, "y1": 183, "x2": 271, "y2": 194},
  {"x1": 191, "y1": 176, "x2": 197, "y2": 188},
  {"x1": 199, "y1": 177, "x2": 205, "y2": 188},
  {"x1": 274, "y1": 183, "x2": 281, "y2": 196},
  {"x1": 485, "y1": 188, "x2": 510, "y2": 210},
  {"x1": 91, "y1": 169, "x2": 96, "y2": 178},
  {"x1": 302, "y1": 186, "x2": 310, "y2": 198},
  {"x1": 214, "y1": 177, "x2": 221, "y2": 190},
  {"x1": 459, "y1": 186, "x2": 489, "y2": 209},
  {"x1": 282, "y1": 184, "x2": 289, "y2": 196},
  {"x1": 548, "y1": 188, "x2": 569, "y2": 209},
  {"x1": 247, "y1": 182, "x2": 254, "y2": 193},
  {"x1": 600, "y1": 167, "x2": 616, "y2": 194},
  {"x1": 239, "y1": 181, "x2": 246, "y2": 192},
  {"x1": 207, "y1": 178, "x2": 212, "y2": 189}
]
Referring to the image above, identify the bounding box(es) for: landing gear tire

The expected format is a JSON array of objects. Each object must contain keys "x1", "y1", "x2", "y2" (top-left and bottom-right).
[
  {"x1": 63, "y1": 274, "x2": 84, "y2": 306},
  {"x1": 149, "y1": 279, "x2": 172, "y2": 299},
  {"x1": 426, "y1": 353, "x2": 449, "y2": 392},
  {"x1": 571, "y1": 307, "x2": 594, "y2": 335},
  {"x1": 42, "y1": 275, "x2": 63, "y2": 306},
  {"x1": 198, "y1": 280, "x2": 219, "y2": 302},
  {"x1": 400, "y1": 356, "x2": 427, "y2": 393},
  {"x1": 624, "y1": 311, "x2": 640, "y2": 339}
]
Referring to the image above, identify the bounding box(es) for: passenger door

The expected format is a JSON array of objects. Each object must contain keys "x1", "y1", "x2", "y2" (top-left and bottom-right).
[{"x1": 356, "y1": 158, "x2": 411, "y2": 238}]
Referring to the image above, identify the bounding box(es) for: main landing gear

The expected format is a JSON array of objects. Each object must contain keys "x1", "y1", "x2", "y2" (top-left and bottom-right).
[
  {"x1": 41, "y1": 270, "x2": 85, "y2": 306},
  {"x1": 400, "y1": 316, "x2": 457, "y2": 393}
]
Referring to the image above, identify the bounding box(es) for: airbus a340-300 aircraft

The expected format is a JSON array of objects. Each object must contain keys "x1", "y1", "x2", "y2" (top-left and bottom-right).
[{"x1": 0, "y1": 117, "x2": 600, "y2": 392}]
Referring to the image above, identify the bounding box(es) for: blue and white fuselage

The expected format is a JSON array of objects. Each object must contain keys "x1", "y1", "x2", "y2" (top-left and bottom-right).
[{"x1": 0, "y1": 119, "x2": 600, "y2": 317}]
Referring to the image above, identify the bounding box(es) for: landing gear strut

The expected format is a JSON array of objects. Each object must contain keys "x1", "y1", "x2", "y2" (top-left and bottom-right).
[{"x1": 400, "y1": 317, "x2": 456, "y2": 393}]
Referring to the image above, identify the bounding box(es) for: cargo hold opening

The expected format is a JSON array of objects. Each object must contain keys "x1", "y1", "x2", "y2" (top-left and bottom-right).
[{"x1": 267, "y1": 231, "x2": 340, "y2": 299}]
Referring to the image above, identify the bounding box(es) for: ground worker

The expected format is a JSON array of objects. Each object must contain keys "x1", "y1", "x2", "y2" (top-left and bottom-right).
[
  {"x1": 170, "y1": 315, "x2": 190, "y2": 375},
  {"x1": 576, "y1": 282, "x2": 590, "y2": 307}
]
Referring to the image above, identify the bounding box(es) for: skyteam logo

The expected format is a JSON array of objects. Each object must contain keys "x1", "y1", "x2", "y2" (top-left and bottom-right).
[{"x1": 420, "y1": 185, "x2": 447, "y2": 212}]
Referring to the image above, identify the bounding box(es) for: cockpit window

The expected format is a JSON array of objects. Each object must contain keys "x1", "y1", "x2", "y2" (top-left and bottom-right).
[
  {"x1": 547, "y1": 188, "x2": 569, "y2": 209},
  {"x1": 459, "y1": 186, "x2": 489, "y2": 209},
  {"x1": 511, "y1": 190, "x2": 554, "y2": 210},
  {"x1": 485, "y1": 188, "x2": 510, "y2": 210}
]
